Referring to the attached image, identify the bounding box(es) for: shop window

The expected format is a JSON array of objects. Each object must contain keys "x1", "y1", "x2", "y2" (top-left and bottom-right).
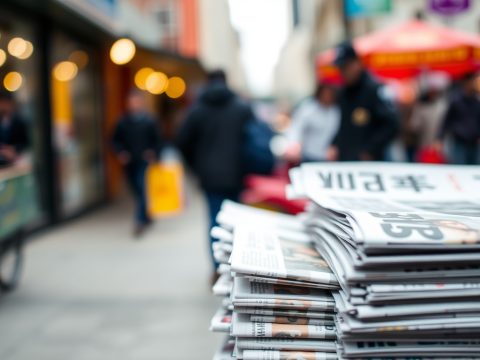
[
  {"x1": 50, "y1": 32, "x2": 104, "y2": 216},
  {"x1": 0, "y1": 11, "x2": 46, "y2": 226}
]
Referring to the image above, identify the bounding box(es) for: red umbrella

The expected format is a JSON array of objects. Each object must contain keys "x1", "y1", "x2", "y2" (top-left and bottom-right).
[{"x1": 317, "y1": 20, "x2": 480, "y2": 81}]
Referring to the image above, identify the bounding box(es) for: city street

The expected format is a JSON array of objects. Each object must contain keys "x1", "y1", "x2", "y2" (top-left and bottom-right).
[
  {"x1": 0, "y1": 182, "x2": 222, "y2": 360},
  {"x1": 2, "y1": 1, "x2": 480, "y2": 359}
]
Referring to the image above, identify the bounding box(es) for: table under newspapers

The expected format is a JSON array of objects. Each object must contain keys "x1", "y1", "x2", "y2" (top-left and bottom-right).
[{"x1": 209, "y1": 162, "x2": 480, "y2": 360}]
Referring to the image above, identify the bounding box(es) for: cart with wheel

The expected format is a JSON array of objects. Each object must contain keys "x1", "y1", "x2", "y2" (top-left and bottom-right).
[{"x1": 0, "y1": 164, "x2": 37, "y2": 292}]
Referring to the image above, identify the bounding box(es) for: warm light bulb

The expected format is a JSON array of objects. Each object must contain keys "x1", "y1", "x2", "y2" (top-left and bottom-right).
[
  {"x1": 8, "y1": 37, "x2": 28, "y2": 58},
  {"x1": 53, "y1": 61, "x2": 78, "y2": 81},
  {"x1": 166, "y1": 77, "x2": 186, "y2": 98},
  {"x1": 110, "y1": 38, "x2": 136, "y2": 65},
  {"x1": 135, "y1": 67, "x2": 154, "y2": 90},
  {"x1": 16, "y1": 40, "x2": 33, "y2": 60},
  {"x1": 3, "y1": 72, "x2": 23, "y2": 92},
  {"x1": 0, "y1": 49, "x2": 6, "y2": 67},
  {"x1": 145, "y1": 72, "x2": 168, "y2": 94}
]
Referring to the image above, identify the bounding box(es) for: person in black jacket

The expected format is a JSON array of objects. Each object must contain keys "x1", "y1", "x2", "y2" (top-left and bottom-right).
[
  {"x1": 326, "y1": 42, "x2": 399, "y2": 161},
  {"x1": 435, "y1": 72, "x2": 480, "y2": 165},
  {"x1": 112, "y1": 90, "x2": 162, "y2": 236},
  {"x1": 0, "y1": 91, "x2": 29, "y2": 167},
  {"x1": 176, "y1": 70, "x2": 253, "y2": 272}
]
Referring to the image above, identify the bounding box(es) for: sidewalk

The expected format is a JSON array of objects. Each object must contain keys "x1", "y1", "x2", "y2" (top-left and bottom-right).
[{"x1": 0, "y1": 183, "x2": 222, "y2": 360}]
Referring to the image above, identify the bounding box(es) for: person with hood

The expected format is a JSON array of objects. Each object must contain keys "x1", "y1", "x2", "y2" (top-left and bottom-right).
[
  {"x1": 326, "y1": 42, "x2": 398, "y2": 161},
  {"x1": 176, "y1": 69, "x2": 254, "y2": 274}
]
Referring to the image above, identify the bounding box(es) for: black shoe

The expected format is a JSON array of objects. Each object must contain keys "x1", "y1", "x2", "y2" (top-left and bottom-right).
[{"x1": 133, "y1": 224, "x2": 146, "y2": 238}]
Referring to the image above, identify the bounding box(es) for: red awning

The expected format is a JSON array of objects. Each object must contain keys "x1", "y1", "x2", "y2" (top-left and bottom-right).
[{"x1": 317, "y1": 20, "x2": 480, "y2": 81}]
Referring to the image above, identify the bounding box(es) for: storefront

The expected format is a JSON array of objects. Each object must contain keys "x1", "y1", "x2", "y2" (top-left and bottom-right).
[
  {"x1": 0, "y1": 4, "x2": 50, "y2": 227},
  {"x1": 0, "y1": 0, "x2": 205, "y2": 232}
]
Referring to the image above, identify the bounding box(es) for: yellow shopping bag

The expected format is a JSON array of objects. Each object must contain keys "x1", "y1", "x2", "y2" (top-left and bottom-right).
[{"x1": 146, "y1": 162, "x2": 184, "y2": 217}]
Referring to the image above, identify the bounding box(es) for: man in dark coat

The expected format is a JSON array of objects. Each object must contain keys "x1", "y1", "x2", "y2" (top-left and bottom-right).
[
  {"x1": 112, "y1": 90, "x2": 162, "y2": 236},
  {"x1": 176, "y1": 70, "x2": 253, "y2": 272},
  {"x1": 327, "y1": 42, "x2": 399, "y2": 161},
  {"x1": 0, "y1": 91, "x2": 29, "y2": 167}
]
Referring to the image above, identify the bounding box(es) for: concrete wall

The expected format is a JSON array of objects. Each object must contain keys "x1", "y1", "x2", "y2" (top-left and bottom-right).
[{"x1": 197, "y1": 0, "x2": 248, "y2": 94}]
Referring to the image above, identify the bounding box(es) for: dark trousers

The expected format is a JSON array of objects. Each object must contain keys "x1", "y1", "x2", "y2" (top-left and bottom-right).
[
  {"x1": 452, "y1": 140, "x2": 479, "y2": 165},
  {"x1": 205, "y1": 190, "x2": 239, "y2": 270},
  {"x1": 125, "y1": 162, "x2": 149, "y2": 225}
]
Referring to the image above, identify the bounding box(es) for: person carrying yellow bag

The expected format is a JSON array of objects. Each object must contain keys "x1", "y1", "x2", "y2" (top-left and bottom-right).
[{"x1": 112, "y1": 90, "x2": 164, "y2": 237}]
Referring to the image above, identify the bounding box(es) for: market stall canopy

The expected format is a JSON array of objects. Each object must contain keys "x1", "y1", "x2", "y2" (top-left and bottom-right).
[{"x1": 317, "y1": 20, "x2": 480, "y2": 81}]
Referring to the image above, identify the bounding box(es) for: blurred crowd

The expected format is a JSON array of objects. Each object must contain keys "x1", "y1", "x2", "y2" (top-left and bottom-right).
[{"x1": 284, "y1": 42, "x2": 480, "y2": 166}]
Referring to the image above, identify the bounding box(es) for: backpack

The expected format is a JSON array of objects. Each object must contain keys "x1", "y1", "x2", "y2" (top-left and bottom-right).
[{"x1": 243, "y1": 119, "x2": 275, "y2": 175}]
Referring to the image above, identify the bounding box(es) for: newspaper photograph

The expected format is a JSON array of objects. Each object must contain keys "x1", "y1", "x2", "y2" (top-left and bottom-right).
[
  {"x1": 231, "y1": 314, "x2": 336, "y2": 340},
  {"x1": 230, "y1": 226, "x2": 337, "y2": 285}
]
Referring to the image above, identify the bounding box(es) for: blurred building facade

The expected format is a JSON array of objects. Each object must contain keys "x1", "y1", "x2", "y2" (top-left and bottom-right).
[
  {"x1": 274, "y1": 0, "x2": 344, "y2": 106},
  {"x1": 275, "y1": 0, "x2": 480, "y2": 107},
  {"x1": 197, "y1": 0, "x2": 247, "y2": 93}
]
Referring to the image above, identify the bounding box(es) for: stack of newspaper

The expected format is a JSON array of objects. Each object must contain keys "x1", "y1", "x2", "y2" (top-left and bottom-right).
[
  {"x1": 209, "y1": 201, "x2": 340, "y2": 360},
  {"x1": 288, "y1": 162, "x2": 480, "y2": 359}
]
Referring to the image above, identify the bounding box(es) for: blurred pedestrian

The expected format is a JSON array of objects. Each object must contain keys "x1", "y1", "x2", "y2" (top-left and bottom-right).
[
  {"x1": 0, "y1": 91, "x2": 29, "y2": 167},
  {"x1": 176, "y1": 70, "x2": 253, "y2": 276},
  {"x1": 409, "y1": 75, "x2": 448, "y2": 161},
  {"x1": 326, "y1": 42, "x2": 398, "y2": 161},
  {"x1": 112, "y1": 90, "x2": 162, "y2": 236},
  {"x1": 284, "y1": 83, "x2": 340, "y2": 162},
  {"x1": 435, "y1": 72, "x2": 480, "y2": 165}
]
